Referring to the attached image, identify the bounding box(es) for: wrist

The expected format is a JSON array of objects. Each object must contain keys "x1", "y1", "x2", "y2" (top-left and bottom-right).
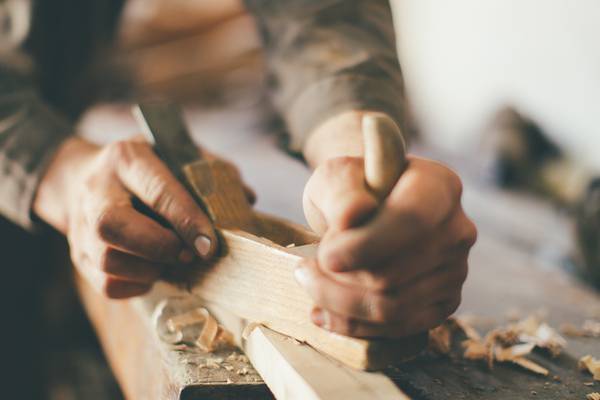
[
  {"x1": 305, "y1": 110, "x2": 393, "y2": 169},
  {"x1": 33, "y1": 136, "x2": 99, "y2": 233}
]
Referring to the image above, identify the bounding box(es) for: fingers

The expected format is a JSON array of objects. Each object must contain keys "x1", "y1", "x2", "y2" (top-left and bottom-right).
[
  {"x1": 105, "y1": 141, "x2": 217, "y2": 259},
  {"x1": 94, "y1": 205, "x2": 193, "y2": 263},
  {"x1": 310, "y1": 299, "x2": 459, "y2": 338},
  {"x1": 78, "y1": 255, "x2": 154, "y2": 300},
  {"x1": 99, "y1": 248, "x2": 164, "y2": 284},
  {"x1": 303, "y1": 156, "x2": 379, "y2": 235},
  {"x1": 318, "y1": 159, "x2": 467, "y2": 273},
  {"x1": 295, "y1": 258, "x2": 467, "y2": 324},
  {"x1": 103, "y1": 278, "x2": 153, "y2": 299}
]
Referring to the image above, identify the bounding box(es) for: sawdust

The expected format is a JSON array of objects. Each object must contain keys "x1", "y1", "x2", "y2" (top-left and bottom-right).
[
  {"x1": 561, "y1": 320, "x2": 600, "y2": 338},
  {"x1": 434, "y1": 315, "x2": 566, "y2": 376},
  {"x1": 579, "y1": 355, "x2": 600, "y2": 381}
]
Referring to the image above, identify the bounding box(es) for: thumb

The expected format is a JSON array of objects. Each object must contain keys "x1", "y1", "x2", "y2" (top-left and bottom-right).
[{"x1": 303, "y1": 157, "x2": 379, "y2": 235}]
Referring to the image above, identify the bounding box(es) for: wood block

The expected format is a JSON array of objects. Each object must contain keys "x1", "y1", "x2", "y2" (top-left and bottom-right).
[{"x1": 186, "y1": 211, "x2": 426, "y2": 370}]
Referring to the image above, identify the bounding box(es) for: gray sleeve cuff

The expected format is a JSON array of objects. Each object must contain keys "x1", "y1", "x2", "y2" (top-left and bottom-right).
[
  {"x1": 286, "y1": 74, "x2": 406, "y2": 153},
  {"x1": 0, "y1": 93, "x2": 72, "y2": 231}
]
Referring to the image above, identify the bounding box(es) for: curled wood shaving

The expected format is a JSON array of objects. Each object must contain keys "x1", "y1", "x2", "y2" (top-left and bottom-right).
[
  {"x1": 579, "y1": 355, "x2": 600, "y2": 381},
  {"x1": 587, "y1": 392, "x2": 600, "y2": 400},
  {"x1": 164, "y1": 307, "x2": 235, "y2": 352},
  {"x1": 494, "y1": 343, "x2": 536, "y2": 362},
  {"x1": 429, "y1": 317, "x2": 482, "y2": 355},
  {"x1": 462, "y1": 339, "x2": 488, "y2": 361},
  {"x1": 510, "y1": 357, "x2": 549, "y2": 376},
  {"x1": 455, "y1": 317, "x2": 482, "y2": 341},
  {"x1": 167, "y1": 308, "x2": 206, "y2": 332},
  {"x1": 195, "y1": 309, "x2": 219, "y2": 352},
  {"x1": 453, "y1": 315, "x2": 564, "y2": 375}
]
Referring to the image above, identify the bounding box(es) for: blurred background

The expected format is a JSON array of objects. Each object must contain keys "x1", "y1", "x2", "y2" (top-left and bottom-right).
[{"x1": 393, "y1": 0, "x2": 600, "y2": 170}]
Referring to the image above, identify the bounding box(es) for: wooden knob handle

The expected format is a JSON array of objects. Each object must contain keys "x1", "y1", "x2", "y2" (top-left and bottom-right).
[{"x1": 362, "y1": 113, "x2": 407, "y2": 199}]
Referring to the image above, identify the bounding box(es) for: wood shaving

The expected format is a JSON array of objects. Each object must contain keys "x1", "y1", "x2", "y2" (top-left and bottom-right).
[
  {"x1": 462, "y1": 339, "x2": 488, "y2": 361},
  {"x1": 429, "y1": 317, "x2": 482, "y2": 355},
  {"x1": 587, "y1": 392, "x2": 600, "y2": 400},
  {"x1": 579, "y1": 355, "x2": 600, "y2": 381},
  {"x1": 236, "y1": 367, "x2": 249, "y2": 376},
  {"x1": 195, "y1": 309, "x2": 219, "y2": 352},
  {"x1": 429, "y1": 323, "x2": 452, "y2": 354},
  {"x1": 451, "y1": 315, "x2": 565, "y2": 375},
  {"x1": 167, "y1": 308, "x2": 206, "y2": 332},
  {"x1": 583, "y1": 320, "x2": 600, "y2": 337},
  {"x1": 224, "y1": 365, "x2": 234, "y2": 372},
  {"x1": 561, "y1": 320, "x2": 600, "y2": 338},
  {"x1": 494, "y1": 343, "x2": 536, "y2": 362},
  {"x1": 510, "y1": 357, "x2": 549, "y2": 376},
  {"x1": 164, "y1": 307, "x2": 235, "y2": 352},
  {"x1": 454, "y1": 317, "x2": 482, "y2": 341}
]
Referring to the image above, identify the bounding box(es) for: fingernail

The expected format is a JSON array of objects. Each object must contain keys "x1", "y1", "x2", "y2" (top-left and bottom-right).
[
  {"x1": 178, "y1": 249, "x2": 195, "y2": 264},
  {"x1": 194, "y1": 235, "x2": 212, "y2": 258},
  {"x1": 311, "y1": 308, "x2": 324, "y2": 326},
  {"x1": 311, "y1": 308, "x2": 331, "y2": 330},
  {"x1": 294, "y1": 266, "x2": 310, "y2": 286}
]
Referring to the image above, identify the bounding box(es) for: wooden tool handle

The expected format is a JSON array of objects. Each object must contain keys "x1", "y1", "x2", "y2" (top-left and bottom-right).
[
  {"x1": 362, "y1": 113, "x2": 407, "y2": 199},
  {"x1": 363, "y1": 114, "x2": 429, "y2": 354}
]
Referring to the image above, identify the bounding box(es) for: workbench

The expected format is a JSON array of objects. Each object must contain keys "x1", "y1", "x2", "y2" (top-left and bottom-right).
[{"x1": 75, "y1": 104, "x2": 600, "y2": 399}]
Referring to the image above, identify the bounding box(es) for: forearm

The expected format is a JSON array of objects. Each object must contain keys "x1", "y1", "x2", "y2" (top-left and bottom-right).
[
  {"x1": 246, "y1": 0, "x2": 406, "y2": 156},
  {"x1": 32, "y1": 136, "x2": 98, "y2": 233}
]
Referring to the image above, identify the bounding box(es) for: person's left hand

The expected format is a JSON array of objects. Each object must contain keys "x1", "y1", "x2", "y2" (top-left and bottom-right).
[{"x1": 297, "y1": 111, "x2": 477, "y2": 338}]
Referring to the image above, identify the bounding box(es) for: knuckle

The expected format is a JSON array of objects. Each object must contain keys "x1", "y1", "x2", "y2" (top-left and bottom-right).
[
  {"x1": 105, "y1": 140, "x2": 145, "y2": 165},
  {"x1": 94, "y1": 209, "x2": 120, "y2": 243},
  {"x1": 145, "y1": 175, "x2": 172, "y2": 212},
  {"x1": 463, "y1": 219, "x2": 478, "y2": 249}
]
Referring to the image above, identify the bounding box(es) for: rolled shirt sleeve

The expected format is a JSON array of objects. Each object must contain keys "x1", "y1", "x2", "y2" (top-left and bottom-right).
[{"x1": 245, "y1": 0, "x2": 406, "y2": 153}]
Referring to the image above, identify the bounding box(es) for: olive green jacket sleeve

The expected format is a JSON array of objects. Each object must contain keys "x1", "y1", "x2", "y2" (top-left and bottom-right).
[{"x1": 245, "y1": 0, "x2": 406, "y2": 153}]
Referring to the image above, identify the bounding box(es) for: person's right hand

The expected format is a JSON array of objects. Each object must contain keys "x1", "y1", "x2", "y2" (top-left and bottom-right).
[{"x1": 34, "y1": 136, "x2": 221, "y2": 299}]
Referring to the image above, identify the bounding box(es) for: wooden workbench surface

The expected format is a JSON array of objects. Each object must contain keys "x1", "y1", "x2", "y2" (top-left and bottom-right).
[{"x1": 76, "y1": 105, "x2": 600, "y2": 399}]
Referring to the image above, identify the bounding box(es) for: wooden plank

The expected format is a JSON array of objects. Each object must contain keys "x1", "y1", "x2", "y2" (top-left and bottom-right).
[
  {"x1": 76, "y1": 275, "x2": 269, "y2": 400},
  {"x1": 204, "y1": 303, "x2": 410, "y2": 400},
  {"x1": 187, "y1": 221, "x2": 425, "y2": 370},
  {"x1": 244, "y1": 326, "x2": 410, "y2": 400}
]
